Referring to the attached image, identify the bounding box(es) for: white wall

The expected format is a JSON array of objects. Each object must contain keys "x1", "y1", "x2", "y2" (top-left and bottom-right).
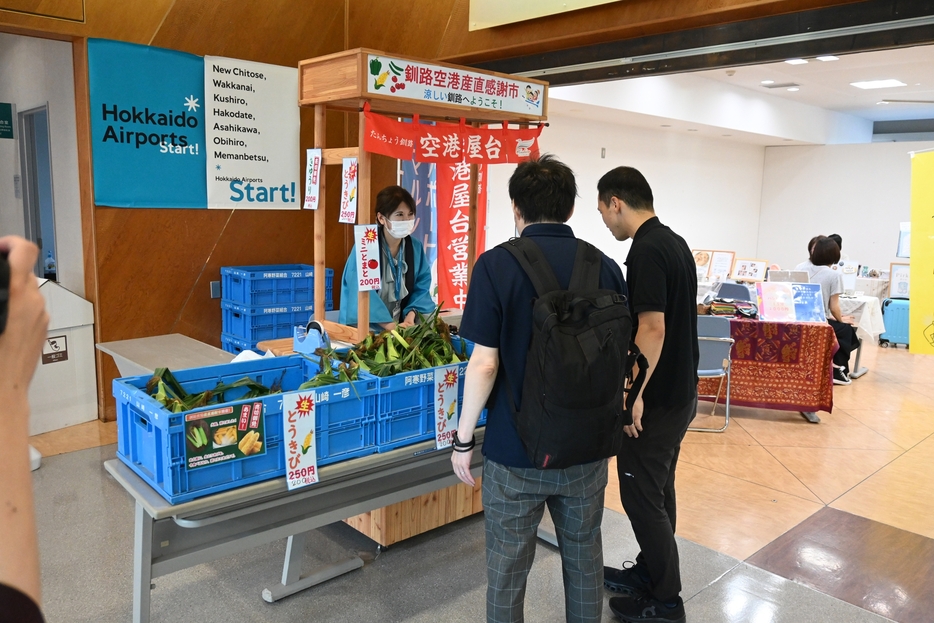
[
  {"x1": 0, "y1": 33, "x2": 84, "y2": 296},
  {"x1": 486, "y1": 111, "x2": 766, "y2": 274},
  {"x1": 758, "y1": 141, "x2": 933, "y2": 271}
]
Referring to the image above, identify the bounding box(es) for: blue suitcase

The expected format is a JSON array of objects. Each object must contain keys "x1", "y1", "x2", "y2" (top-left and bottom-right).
[{"x1": 879, "y1": 298, "x2": 909, "y2": 347}]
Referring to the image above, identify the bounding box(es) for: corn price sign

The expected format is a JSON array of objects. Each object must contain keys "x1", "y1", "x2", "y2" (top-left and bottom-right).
[
  {"x1": 434, "y1": 366, "x2": 459, "y2": 449},
  {"x1": 283, "y1": 391, "x2": 319, "y2": 490}
]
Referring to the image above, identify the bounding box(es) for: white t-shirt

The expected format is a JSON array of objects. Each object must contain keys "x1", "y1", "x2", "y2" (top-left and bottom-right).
[
  {"x1": 807, "y1": 264, "x2": 843, "y2": 318},
  {"x1": 794, "y1": 260, "x2": 814, "y2": 271}
]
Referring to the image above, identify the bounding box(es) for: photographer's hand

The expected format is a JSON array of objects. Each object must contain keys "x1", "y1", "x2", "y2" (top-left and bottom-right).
[{"x1": 0, "y1": 235, "x2": 48, "y2": 608}]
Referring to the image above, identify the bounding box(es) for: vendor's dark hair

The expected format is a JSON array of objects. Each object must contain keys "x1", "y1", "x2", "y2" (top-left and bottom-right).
[
  {"x1": 810, "y1": 236, "x2": 841, "y2": 266},
  {"x1": 828, "y1": 233, "x2": 843, "y2": 250},
  {"x1": 508, "y1": 154, "x2": 577, "y2": 223},
  {"x1": 808, "y1": 235, "x2": 821, "y2": 254},
  {"x1": 597, "y1": 166, "x2": 654, "y2": 212},
  {"x1": 375, "y1": 185, "x2": 416, "y2": 220}
]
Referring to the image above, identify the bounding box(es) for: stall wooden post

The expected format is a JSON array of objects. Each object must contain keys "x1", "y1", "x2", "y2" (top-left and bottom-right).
[{"x1": 297, "y1": 48, "x2": 548, "y2": 546}]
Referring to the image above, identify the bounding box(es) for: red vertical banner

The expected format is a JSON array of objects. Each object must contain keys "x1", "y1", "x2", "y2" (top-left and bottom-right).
[{"x1": 436, "y1": 161, "x2": 487, "y2": 310}]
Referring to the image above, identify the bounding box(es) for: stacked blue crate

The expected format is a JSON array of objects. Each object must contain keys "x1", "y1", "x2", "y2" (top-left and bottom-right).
[{"x1": 220, "y1": 264, "x2": 334, "y2": 353}]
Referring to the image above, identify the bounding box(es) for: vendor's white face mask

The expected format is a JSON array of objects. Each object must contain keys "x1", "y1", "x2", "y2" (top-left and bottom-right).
[{"x1": 384, "y1": 219, "x2": 416, "y2": 239}]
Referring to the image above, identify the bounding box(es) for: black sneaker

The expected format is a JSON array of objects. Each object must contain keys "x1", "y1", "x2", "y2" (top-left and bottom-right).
[
  {"x1": 832, "y1": 366, "x2": 851, "y2": 385},
  {"x1": 604, "y1": 561, "x2": 650, "y2": 596},
  {"x1": 609, "y1": 594, "x2": 686, "y2": 623}
]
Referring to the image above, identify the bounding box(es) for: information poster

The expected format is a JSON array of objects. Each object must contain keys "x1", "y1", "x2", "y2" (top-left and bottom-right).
[
  {"x1": 756, "y1": 283, "x2": 796, "y2": 322},
  {"x1": 792, "y1": 283, "x2": 826, "y2": 322},
  {"x1": 283, "y1": 391, "x2": 319, "y2": 490},
  {"x1": 204, "y1": 56, "x2": 299, "y2": 209},
  {"x1": 354, "y1": 224, "x2": 381, "y2": 291},
  {"x1": 434, "y1": 366, "x2": 459, "y2": 449},
  {"x1": 708, "y1": 251, "x2": 735, "y2": 282},
  {"x1": 184, "y1": 401, "x2": 266, "y2": 470}
]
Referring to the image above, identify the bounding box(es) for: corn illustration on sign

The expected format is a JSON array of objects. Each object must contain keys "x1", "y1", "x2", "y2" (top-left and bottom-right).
[
  {"x1": 434, "y1": 366, "x2": 460, "y2": 449},
  {"x1": 183, "y1": 401, "x2": 266, "y2": 470},
  {"x1": 282, "y1": 391, "x2": 319, "y2": 490}
]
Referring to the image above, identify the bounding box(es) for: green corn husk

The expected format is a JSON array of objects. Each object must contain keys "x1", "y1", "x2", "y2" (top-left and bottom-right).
[{"x1": 145, "y1": 368, "x2": 279, "y2": 413}]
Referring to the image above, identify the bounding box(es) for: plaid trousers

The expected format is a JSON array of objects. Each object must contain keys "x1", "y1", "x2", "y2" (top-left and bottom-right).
[{"x1": 482, "y1": 457, "x2": 608, "y2": 623}]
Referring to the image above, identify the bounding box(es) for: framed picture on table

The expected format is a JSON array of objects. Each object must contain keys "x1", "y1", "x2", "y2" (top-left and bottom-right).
[
  {"x1": 706, "y1": 251, "x2": 736, "y2": 282},
  {"x1": 692, "y1": 249, "x2": 713, "y2": 281},
  {"x1": 730, "y1": 258, "x2": 768, "y2": 282},
  {"x1": 889, "y1": 263, "x2": 910, "y2": 299}
]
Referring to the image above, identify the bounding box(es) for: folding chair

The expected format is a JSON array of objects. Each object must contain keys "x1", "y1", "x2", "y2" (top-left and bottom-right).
[{"x1": 689, "y1": 315, "x2": 735, "y2": 433}]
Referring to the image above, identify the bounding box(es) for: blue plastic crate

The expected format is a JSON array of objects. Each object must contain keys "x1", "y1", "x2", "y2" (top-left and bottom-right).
[
  {"x1": 221, "y1": 264, "x2": 334, "y2": 306},
  {"x1": 114, "y1": 356, "x2": 378, "y2": 504},
  {"x1": 376, "y1": 338, "x2": 483, "y2": 452},
  {"x1": 221, "y1": 300, "x2": 333, "y2": 342},
  {"x1": 221, "y1": 332, "x2": 260, "y2": 355}
]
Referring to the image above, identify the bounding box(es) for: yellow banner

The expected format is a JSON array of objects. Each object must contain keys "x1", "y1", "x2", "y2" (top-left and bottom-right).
[{"x1": 910, "y1": 150, "x2": 934, "y2": 354}]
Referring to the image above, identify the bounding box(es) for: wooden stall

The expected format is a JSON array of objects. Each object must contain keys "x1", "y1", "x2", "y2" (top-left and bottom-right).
[{"x1": 295, "y1": 48, "x2": 548, "y2": 545}]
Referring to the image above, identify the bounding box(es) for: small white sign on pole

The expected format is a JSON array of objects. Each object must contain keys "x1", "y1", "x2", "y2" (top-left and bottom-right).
[
  {"x1": 338, "y1": 157, "x2": 358, "y2": 223},
  {"x1": 282, "y1": 391, "x2": 319, "y2": 491},
  {"x1": 354, "y1": 224, "x2": 382, "y2": 292},
  {"x1": 434, "y1": 366, "x2": 460, "y2": 449},
  {"x1": 303, "y1": 148, "x2": 322, "y2": 210}
]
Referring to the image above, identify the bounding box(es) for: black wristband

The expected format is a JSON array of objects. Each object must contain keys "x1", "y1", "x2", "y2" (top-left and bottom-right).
[{"x1": 452, "y1": 431, "x2": 475, "y2": 451}]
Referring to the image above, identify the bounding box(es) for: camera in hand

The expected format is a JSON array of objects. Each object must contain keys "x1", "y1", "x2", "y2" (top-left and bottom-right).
[{"x1": 0, "y1": 251, "x2": 9, "y2": 335}]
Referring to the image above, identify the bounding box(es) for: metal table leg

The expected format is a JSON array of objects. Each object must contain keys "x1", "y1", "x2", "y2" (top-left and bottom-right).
[
  {"x1": 261, "y1": 531, "x2": 364, "y2": 603},
  {"x1": 800, "y1": 411, "x2": 821, "y2": 423},
  {"x1": 133, "y1": 503, "x2": 153, "y2": 623},
  {"x1": 849, "y1": 340, "x2": 868, "y2": 379}
]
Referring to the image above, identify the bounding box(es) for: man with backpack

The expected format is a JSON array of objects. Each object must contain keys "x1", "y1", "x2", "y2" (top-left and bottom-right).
[
  {"x1": 451, "y1": 155, "x2": 631, "y2": 623},
  {"x1": 597, "y1": 167, "x2": 699, "y2": 623}
]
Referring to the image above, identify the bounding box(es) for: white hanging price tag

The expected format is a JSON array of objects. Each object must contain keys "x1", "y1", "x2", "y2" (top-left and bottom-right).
[
  {"x1": 303, "y1": 148, "x2": 322, "y2": 210},
  {"x1": 434, "y1": 366, "x2": 460, "y2": 449},
  {"x1": 338, "y1": 157, "x2": 358, "y2": 223},
  {"x1": 282, "y1": 391, "x2": 319, "y2": 491},
  {"x1": 354, "y1": 224, "x2": 381, "y2": 292}
]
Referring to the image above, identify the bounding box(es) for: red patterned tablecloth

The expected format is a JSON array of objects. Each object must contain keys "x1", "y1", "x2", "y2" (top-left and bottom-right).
[{"x1": 698, "y1": 318, "x2": 838, "y2": 413}]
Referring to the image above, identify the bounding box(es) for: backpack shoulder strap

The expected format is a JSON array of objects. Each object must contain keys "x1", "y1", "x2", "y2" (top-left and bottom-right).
[
  {"x1": 568, "y1": 241, "x2": 601, "y2": 291},
  {"x1": 498, "y1": 237, "x2": 562, "y2": 296},
  {"x1": 400, "y1": 236, "x2": 415, "y2": 310}
]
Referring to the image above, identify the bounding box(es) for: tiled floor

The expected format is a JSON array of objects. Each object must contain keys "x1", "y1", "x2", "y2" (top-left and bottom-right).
[{"x1": 30, "y1": 340, "x2": 933, "y2": 621}]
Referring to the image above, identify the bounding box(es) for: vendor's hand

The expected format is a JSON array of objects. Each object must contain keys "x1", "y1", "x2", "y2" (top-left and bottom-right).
[
  {"x1": 842, "y1": 315, "x2": 856, "y2": 326},
  {"x1": 398, "y1": 311, "x2": 417, "y2": 328},
  {"x1": 624, "y1": 395, "x2": 644, "y2": 438},
  {"x1": 0, "y1": 236, "x2": 49, "y2": 396},
  {"x1": 451, "y1": 447, "x2": 475, "y2": 487}
]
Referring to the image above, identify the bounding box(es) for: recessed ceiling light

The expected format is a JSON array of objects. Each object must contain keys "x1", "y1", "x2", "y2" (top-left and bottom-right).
[
  {"x1": 761, "y1": 80, "x2": 775, "y2": 85},
  {"x1": 816, "y1": 55, "x2": 839, "y2": 62},
  {"x1": 787, "y1": 87, "x2": 800, "y2": 92},
  {"x1": 850, "y1": 79, "x2": 906, "y2": 90},
  {"x1": 876, "y1": 101, "x2": 890, "y2": 105},
  {"x1": 785, "y1": 59, "x2": 808, "y2": 65}
]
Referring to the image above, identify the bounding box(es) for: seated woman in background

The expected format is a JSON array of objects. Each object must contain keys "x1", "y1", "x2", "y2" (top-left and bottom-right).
[
  {"x1": 806, "y1": 236, "x2": 858, "y2": 385},
  {"x1": 338, "y1": 185, "x2": 435, "y2": 331}
]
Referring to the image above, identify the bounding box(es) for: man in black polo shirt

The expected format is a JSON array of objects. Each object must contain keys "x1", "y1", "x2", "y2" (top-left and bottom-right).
[
  {"x1": 596, "y1": 167, "x2": 698, "y2": 623},
  {"x1": 451, "y1": 155, "x2": 628, "y2": 623}
]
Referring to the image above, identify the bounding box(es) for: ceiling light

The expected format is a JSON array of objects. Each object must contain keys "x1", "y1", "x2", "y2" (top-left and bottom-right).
[
  {"x1": 876, "y1": 101, "x2": 890, "y2": 105},
  {"x1": 816, "y1": 55, "x2": 839, "y2": 62},
  {"x1": 785, "y1": 58, "x2": 808, "y2": 65},
  {"x1": 761, "y1": 80, "x2": 775, "y2": 85},
  {"x1": 850, "y1": 79, "x2": 906, "y2": 90},
  {"x1": 787, "y1": 87, "x2": 800, "y2": 92},
  {"x1": 761, "y1": 82, "x2": 799, "y2": 89}
]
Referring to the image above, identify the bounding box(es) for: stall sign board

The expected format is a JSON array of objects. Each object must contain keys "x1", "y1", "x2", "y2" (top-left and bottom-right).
[
  {"x1": 184, "y1": 402, "x2": 266, "y2": 471},
  {"x1": 792, "y1": 283, "x2": 827, "y2": 322},
  {"x1": 366, "y1": 54, "x2": 544, "y2": 117},
  {"x1": 282, "y1": 391, "x2": 319, "y2": 491},
  {"x1": 434, "y1": 366, "x2": 459, "y2": 449},
  {"x1": 756, "y1": 283, "x2": 796, "y2": 322},
  {"x1": 0, "y1": 103, "x2": 13, "y2": 139},
  {"x1": 355, "y1": 224, "x2": 381, "y2": 292},
  {"x1": 708, "y1": 251, "x2": 735, "y2": 282}
]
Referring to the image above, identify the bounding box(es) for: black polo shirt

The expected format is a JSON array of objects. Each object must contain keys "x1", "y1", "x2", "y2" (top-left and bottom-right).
[
  {"x1": 625, "y1": 216, "x2": 699, "y2": 412},
  {"x1": 459, "y1": 223, "x2": 628, "y2": 468}
]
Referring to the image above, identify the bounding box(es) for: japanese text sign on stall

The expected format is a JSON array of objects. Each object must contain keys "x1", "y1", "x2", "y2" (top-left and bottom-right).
[
  {"x1": 282, "y1": 391, "x2": 319, "y2": 490},
  {"x1": 366, "y1": 55, "x2": 543, "y2": 117},
  {"x1": 338, "y1": 157, "x2": 358, "y2": 223},
  {"x1": 184, "y1": 402, "x2": 266, "y2": 471},
  {"x1": 354, "y1": 224, "x2": 382, "y2": 292},
  {"x1": 434, "y1": 366, "x2": 459, "y2": 449},
  {"x1": 436, "y1": 161, "x2": 487, "y2": 309},
  {"x1": 303, "y1": 148, "x2": 322, "y2": 210}
]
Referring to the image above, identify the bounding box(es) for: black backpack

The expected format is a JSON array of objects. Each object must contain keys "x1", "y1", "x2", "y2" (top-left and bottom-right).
[{"x1": 500, "y1": 237, "x2": 647, "y2": 469}]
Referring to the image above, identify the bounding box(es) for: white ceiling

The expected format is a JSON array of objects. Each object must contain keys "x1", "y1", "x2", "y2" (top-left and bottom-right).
[{"x1": 691, "y1": 44, "x2": 934, "y2": 122}]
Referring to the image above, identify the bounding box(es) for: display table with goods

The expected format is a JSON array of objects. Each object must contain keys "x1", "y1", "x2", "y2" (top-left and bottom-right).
[
  {"x1": 838, "y1": 294, "x2": 886, "y2": 378},
  {"x1": 696, "y1": 318, "x2": 837, "y2": 424}
]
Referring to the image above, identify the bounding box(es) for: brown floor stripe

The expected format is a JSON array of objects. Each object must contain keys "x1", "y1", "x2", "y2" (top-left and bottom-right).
[{"x1": 747, "y1": 507, "x2": 934, "y2": 623}]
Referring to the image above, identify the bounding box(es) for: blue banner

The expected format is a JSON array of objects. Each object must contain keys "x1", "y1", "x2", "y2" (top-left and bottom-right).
[
  {"x1": 401, "y1": 160, "x2": 438, "y2": 302},
  {"x1": 88, "y1": 39, "x2": 206, "y2": 208}
]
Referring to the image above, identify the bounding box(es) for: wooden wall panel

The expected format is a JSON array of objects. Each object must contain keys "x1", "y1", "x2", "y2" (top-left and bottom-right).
[
  {"x1": 0, "y1": 0, "x2": 175, "y2": 42},
  {"x1": 0, "y1": 0, "x2": 84, "y2": 21}
]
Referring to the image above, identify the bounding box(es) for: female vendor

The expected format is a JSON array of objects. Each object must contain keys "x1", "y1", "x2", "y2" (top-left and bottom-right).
[{"x1": 338, "y1": 185, "x2": 435, "y2": 331}]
